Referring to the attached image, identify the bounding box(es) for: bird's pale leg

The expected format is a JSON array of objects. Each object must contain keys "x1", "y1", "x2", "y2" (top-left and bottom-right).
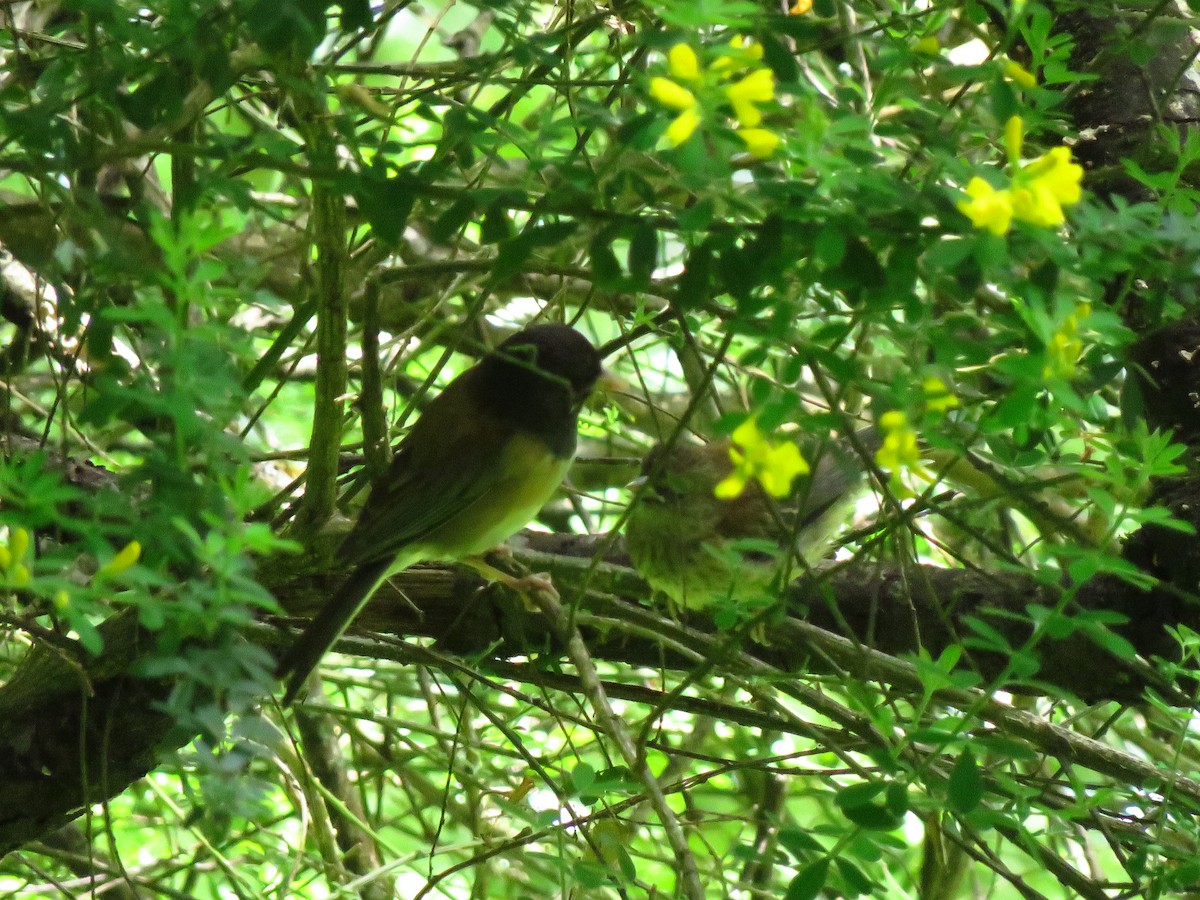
[{"x1": 462, "y1": 556, "x2": 558, "y2": 610}]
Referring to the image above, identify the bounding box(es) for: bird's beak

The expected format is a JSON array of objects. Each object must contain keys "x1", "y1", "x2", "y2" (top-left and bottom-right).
[{"x1": 627, "y1": 474, "x2": 648, "y2": 491}]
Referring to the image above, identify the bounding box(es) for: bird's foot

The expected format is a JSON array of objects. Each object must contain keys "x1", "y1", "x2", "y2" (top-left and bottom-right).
[{"x1": 463, "y1": 557, "x2": 558, "y2": 611}]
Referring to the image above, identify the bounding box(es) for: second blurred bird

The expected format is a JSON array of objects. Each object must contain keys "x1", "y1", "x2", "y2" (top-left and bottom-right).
[{"x1": 624, "y1": 428, "x2": 878, "y2": 619}]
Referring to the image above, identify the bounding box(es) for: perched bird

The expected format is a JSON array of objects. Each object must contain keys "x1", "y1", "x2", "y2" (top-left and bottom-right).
[
  {"x1": 277, "y1": 324, "x2": 604, "y2": 702},
  {"x1": 624, "y1": 429, "x2": 878, "y2": 618}
]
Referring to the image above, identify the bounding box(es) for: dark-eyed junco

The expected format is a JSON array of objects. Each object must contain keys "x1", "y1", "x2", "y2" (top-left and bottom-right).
[
  {"x1": 624, "y1": 428, "x2": 878, "y2": 617},
  {"x1": 276, "y1": 324, "x2": 604, "y2": 702}
]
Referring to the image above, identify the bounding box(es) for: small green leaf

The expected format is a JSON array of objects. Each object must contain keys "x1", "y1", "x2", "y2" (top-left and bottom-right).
[
  {"x1": 590, "y1": 232, "x2": 622, "y2": 286},
  {"x1": 480, "y1": 202, "x2": 514, "y2": 244},
  {"x1": 948, "y1": 747, "x2": 984, "y2": 813},
  {"x1": 814, "y1": 225, "x2": 846, "y2": 267},
  {"x1": 340, "y1": 0, "x2": 372, "y2": 29},
  {"x1": 677, "y1": 242, "x2": 714, "y2": 309},
  {"x1": 677, "y1": 198, "x2": 715, "y2": 232},
  {"x1": 778, "y1": 827, "x2": 824, "y2": 859},
  {"x1": 837, "y1": 781, "x2": 904, "y2": 829},
  {"x1": 430, "y1": 198, "x2": 477, "y2": 244},
  {"x1": 352, "y1": 169, "x2": 417, "y2": 245},
  {"x1": 761, "y1": 32, "x2": 801, "y2": 83},
  {"x1": 628, "y1": 222, "x2": 658, "y2": 286},
  {"x1": 834, "y1": 857, "x2": 875, "y2": 897},
  {"x1": 570, "y1": 762, "x2": 595, "y2": 795},
  {"x1": 837, "y1": 780, "x2": 885, "y2": 810},
  {"x1": 786, "y1": 859, "x2": 829, "y2": 900}
]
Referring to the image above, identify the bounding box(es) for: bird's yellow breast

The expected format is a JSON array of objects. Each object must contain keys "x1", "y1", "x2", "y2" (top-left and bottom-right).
[{"x1": 417, "y1": 434, "x2": 573, "y2": 559}]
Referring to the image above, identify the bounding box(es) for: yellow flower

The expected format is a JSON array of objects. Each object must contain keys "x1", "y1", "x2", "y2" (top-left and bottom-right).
[
  {"x1": 714, "y1": 418, "x2": 810, "y2": 500},
  {"x1": 1023, "y1": 146, "x2": 1083, "y2": 205},
  {"x1": 650, "y1": 68, "x2": 703, "y2": 147},
  {"x1": 957, "y1": 177, "x2": 1013, "y2": 235},
  {"x1": 1000, "y1": 145, "x2": 1083, "y2": 228},
  {"x1": 738, "y1": 128, "x2": 780, "y2": 158},
  {"x1": 954, "y1": 116, "x2": 1083, "y2": 236},
  {"x1": 1004, "y1": 59, "x2": 1038, "y2": 89},
  {"x1": 649, "y1": 37, "x2": 781, "y2": 154},
  {"x1": 711, "y1": 37, "x2": 764, "y2": 75},
  {"x1": 1010, "y1": 149, "x2": 1080, "y2": 225},
  {"x1": 0, "y1": 527, "x2": 30, "y2": 582},
  {"x1": 1042, "y1": 302, "x2": 1089, "y2": 380},
  {"x1": 10, "y1": 528, "x2": 28, "y2": 562},
  {"x1": 668, "y1": 44, "x2": 700, "y2": 82},
  {"x1": 665, "y1": 107, "x2": 702, "y2": 146},
  {"x1": 99, "y1": 540, "x2": 142, "y2": 579},
  {"x1": 728, "y1": 36, "x2": 764, "y2": 60},
  {"x1": 923, "y1": 376, "x2": 959, "y2": 413},
  {"x1": 875, "y1": 412, "x2": 927, "y2": 497},
  {"x1": 1004, "y1": 115, "x2": 1023, "y2": 165},
  {"x1": 725, "y1": 68, "x2": 775, "y2": 127},
  {"x1": 1010, "y1": 181, "x2": 1065, "y2": 227},
  {"x1": 649, "y1": 76, "x2": 697, "y2": 110},
  {"x1": 914, "y1": 36, "x2": 940, "y2": 55},
  {"x1": 789, "y1": 0, "x2": 812, "y2": 13}
]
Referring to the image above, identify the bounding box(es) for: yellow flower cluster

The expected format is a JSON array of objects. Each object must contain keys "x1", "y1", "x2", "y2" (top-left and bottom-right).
[
  {"x1": 874, "y1": 411, "x2": 932, "y2": 497},
  {"x1": 957, "y1": 116, "x2": 1083, "y2": 235},
  {"x1": 649, "y1": 39, "x2": 780, "y2": 158},
  {"x1": 715, "y1": 417, "x2": 810, "y2": 499},
  {"x1": 922, "y1": 376, "x2": 959, "y2": 414},
  {"x1": 875, "y1": 411, "x2": 922, "y2": 474},
  {"x1": 1043, "y1": 303, "x2": 1090, "y2": 380}
]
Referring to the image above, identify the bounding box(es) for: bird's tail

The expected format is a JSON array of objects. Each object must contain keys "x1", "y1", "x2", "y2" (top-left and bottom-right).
[
  {"x1": 792, "y1": 426, "x2": 881, "y2": 562},
  {"x1": 796, "y1": 428, "x2": 877, "y2": 517},
  {"x1": 275, "y1": 557, "x2": 393, "y2": 704}
]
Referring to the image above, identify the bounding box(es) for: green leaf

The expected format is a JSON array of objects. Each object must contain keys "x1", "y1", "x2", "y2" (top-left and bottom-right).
[
  {"x1": 948, "y1": 748, "x2": 984, "y2": 813},
  {"x1": 761, "y1": 32, "x2": 801, "y2": 84},
  {"x1": 786, "y1": 859, "x2": 830, "y2": 900},
  {"x1": 814, "y1": 225, "x2": 846, "y2": 267},
  {"x1": 590, "y1": 231, "x2": 623, "y2": 287},
  {"x1": 480, "y1": 202, "x2": 514, "y2": 244},
  {"x1": 628, "y1": 222, "x2": 658, "y2": 286},
  {"x1": 677, "y1": 198, "x2": 715, "y2": 231},
  {"x1": 834, "y1": 857, "x2": 876, "y2": 897},
  {"x1": 119, "y1": 69, "x2": 186, "y2": 130},
  {"x1": 677, "y1": 242, "x2": 714, "y2": 309},
  {"x1": 837, "y1": 780, "x2": 886, "y2": 810},
  {"x1": 351, "y1": 168, "x2": 417, "y2": 246},
  {"x1": 778, "y1": 827, "x2": 825, "y2": 859},
  {"x1": 837, "y1": 781, "x2": 904, "y2": 829},
  {"x1": 242, "y1": 0, "x2": 328, "y2": 57},
  {"x1": 570, "y1": 762, "x2": 595, "y2": 795},
  {"x1": 430, "y1": 198, "x2": 477, "y2": 244},
  {"x1": 339, "y1": 0, "x2": 371, "y2": 29}
]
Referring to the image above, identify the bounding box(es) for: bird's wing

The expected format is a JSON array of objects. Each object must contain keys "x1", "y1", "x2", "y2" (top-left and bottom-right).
[{"x1": 338, "y1": 372, "x2": 528, "y2": 566}]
